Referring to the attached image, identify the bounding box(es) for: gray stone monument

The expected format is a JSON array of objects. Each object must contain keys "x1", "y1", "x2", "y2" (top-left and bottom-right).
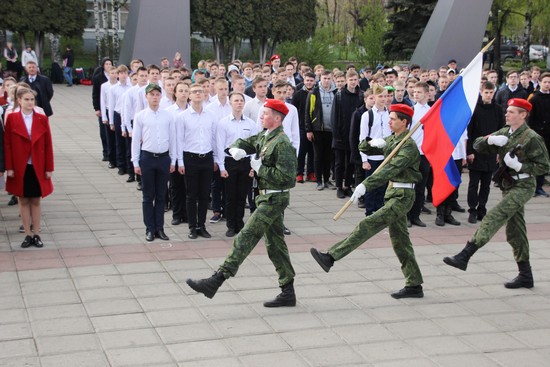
[
  {"x1": 119, "y1": 0, "x2": 191, "y2": 68},
  {"x1": 411, "y1": 0, "x2": 493, "y2": 70}
]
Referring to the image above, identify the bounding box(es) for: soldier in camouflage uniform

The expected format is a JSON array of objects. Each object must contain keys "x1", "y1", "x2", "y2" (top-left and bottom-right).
[
  {"x1": 311, "y1": 104, "x2": 425, "y2": 299},
  {"x1": 444, "y1": 98, "x2": 550, "y2": 289},
  {"x1": 187, "y1": 99, "x2": 298, "y2": 307}
]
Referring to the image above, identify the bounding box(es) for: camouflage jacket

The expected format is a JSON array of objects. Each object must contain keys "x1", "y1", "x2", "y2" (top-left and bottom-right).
[
  {"x1": 474, "y1": 123, "x2": 550, "y2": 177},
  {"x1": 231, "y1": 125, "x2": 297, "y2": 190},
  {"x1": 359, "y1": 132, "x2": 422, "y2": 192}
]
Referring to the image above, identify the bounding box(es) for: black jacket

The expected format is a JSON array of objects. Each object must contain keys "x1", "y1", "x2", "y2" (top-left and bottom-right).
[
  {"x1": 467, "y1": 99, "x2": 504, "y2": 171},
  {"x1": 495, "y1": 86, "x2": 528, "y2": 114},
  {"x1": 304, "y1": 85, "x2": 337, "y2": 133},
  {"x1": 291, "y1": 86, "x2": 314, "y2": 130},
  {"x1": 331, "y1": 85, "x2": 363, "y2": 150},
  {"x1": 21, "y1": 74, "x2": 54, "y2": 117},
  {"x1": 528, "y1": 90, "x2": 550, "y2": 136},
  {"x1": 92, "y1": 69, "x2": 108, "y2": 112},
  {"x1": 349, "y1": 104, "x2": 367, "y2": 164}
]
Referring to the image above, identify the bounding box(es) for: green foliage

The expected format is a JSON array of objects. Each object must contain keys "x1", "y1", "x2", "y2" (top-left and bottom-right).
[
  {"x1": 277, "y1": 32, "x2": 334, "y2": 66},
  {"x1": 383, "y1": 0, "x2": 437, "y2": 60},
  {"x1": 355, "y1": 1, "x2": 388, "y2": 68}
]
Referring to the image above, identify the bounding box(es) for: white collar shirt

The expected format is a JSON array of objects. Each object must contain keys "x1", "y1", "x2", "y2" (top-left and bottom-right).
[
  {"x1": 176, "y1": 105, "x2": 218, "y2": 166},
  {"x1": 215, "y1": 113, "x2": 258, "y2": 171},
  {"x1": 359, "y1": 105, "x2": 390, "y2": 162},
  {"x1": 131, "y1": 107, "x2": 177, "y2": 167}
]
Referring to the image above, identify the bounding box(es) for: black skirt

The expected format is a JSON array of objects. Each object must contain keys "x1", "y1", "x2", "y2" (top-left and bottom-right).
[{"x1": 23, "y1": 164, "x2": 42, "y2": 198}]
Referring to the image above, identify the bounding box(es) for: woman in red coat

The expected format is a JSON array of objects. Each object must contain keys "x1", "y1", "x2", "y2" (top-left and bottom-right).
[{"x1": 4, "y1": 87, "x2": 54, "y2": 248}]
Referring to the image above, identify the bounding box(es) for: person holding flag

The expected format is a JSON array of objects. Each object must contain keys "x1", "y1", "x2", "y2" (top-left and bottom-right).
[
  {"x1": 443, "y1": 98, "x2": 550, "y2": 289},
  {"x1": 310, "y1": 104, "x2": 425, "y2": 299}
]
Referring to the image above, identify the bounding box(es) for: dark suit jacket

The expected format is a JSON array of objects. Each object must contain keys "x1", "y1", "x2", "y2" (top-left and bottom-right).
[{"x1": 22, "y1": 75, "x2": 54, "y2": 116}]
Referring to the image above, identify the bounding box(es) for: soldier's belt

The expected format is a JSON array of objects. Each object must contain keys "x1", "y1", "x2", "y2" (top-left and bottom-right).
[
  {"x1": 259, "y1": 189, "x2": 290, "y2": 195},
  {"x1": 511, "y1": 173, "x2": 531, "y2": 180},
  {"x1": 390, "y1": 182, "x2": 415, "y2": 189}
]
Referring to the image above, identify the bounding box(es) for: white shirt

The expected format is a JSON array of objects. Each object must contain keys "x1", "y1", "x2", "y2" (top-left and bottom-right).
[
  {"x1": 108, "y1": 81, "x2": 132, "y2": 124},
  {"x1": 121, "y1": 84, "x2": 142, "y2": 133},
  {"x1": 256, "y1": 102, "x2": 300, "y2": 155},
  {"x1": 244, "y1": 97, "x2": 265, "y2": 123},
  {"x1": 159, "y1": 95, "x2": 175, "y2": 110},
  {"x1": 206, "y1": 96, "x2": 231, "y2": 123},
  {"x1": 176, "y1": 105, "x2": 218, "y2": 166},
  {"x1": 22, "y1": 111, "x2": 34, "y2": 164},
  {"x1": 131, "y1": 107, "x2": 177, "y2": 167},
  {"x1": 452, "y1": 130, "x2": 468, "y2": 160},
  {"x1": 100, "y1": 81, "x2": 116, "y2": 122},
  {"x1": 359, "y1": 106, "x2": 390, "y2": 162},
  {"x1": 215, "y1": 113, "x2": 258, "y2": 171},
  {"x1": 410, "y1": 102, "x2": 430, "y2": 155}
]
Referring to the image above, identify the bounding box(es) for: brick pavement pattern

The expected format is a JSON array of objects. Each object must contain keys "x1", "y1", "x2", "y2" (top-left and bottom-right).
[{"x1": 1, "y1": 85, "x2": 550, "y2": 366}]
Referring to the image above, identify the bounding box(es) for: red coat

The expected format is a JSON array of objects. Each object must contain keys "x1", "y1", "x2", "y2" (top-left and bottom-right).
[{"x1": 4, "y1": 111, "x2": 54, "y2": 198}]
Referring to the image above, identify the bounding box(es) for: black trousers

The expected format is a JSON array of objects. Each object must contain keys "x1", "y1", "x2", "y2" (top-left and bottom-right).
[
  {"x1": 312, "y1": 131, "x2": 333, "y2": 184},
  {"x1": 297, "y1": 129, "x2": 314, "y2": 176},
  {"x1": 184, "y1": 152, "x2": 214, "y2": 229},
  {"x1": 334, "y1": 148, "x2": 354, "y2": 189},
  {"x1": 409, "y1": 155, "x2": 430, "y2": 220},
  {"x1": 140, "y1": 151, "x2": 170, "y2": 233},
  {"x1": 170, "y1": 162, "x2": 187, "y2": 221},
  {"x1": 98, "y1": 114, "x2": 111, "y2": 162},
  {"x1": 467, "y1": 169, "x2": 492, "y2": 216},
  {"x1": 113, "y1": 112, "x2": 127, "y2": 171},
  {"x1": 224, "y1": 157, "x2": 252, "y2": 231}
]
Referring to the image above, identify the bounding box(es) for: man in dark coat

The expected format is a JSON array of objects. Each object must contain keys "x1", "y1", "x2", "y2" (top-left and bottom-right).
[
  {"x1": 21, "y1": 61, "x2": 54, "y2": 117},
  {"x1": 92, "y1": 57, "x2": 113, "y2": 161}
]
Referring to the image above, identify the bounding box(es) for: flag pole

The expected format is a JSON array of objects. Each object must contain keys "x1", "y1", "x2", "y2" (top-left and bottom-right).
[{"x1": 333, "y1": 39, "x2": 495, "y2": 221}]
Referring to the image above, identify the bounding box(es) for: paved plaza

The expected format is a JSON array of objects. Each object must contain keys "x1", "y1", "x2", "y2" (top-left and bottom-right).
[{"x1": 1, "y1": 85, "x2": 550, "y2": 366}]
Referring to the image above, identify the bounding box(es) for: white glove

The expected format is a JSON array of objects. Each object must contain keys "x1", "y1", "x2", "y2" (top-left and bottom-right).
[
  {"x1": 487, "y1": 135, "x2": 508, "y2": 147},
  {"x1": 350, "y1": 183, "x2": 366, "y2": 204},
  {"x1": 229, "y1": 148, "x2": 247, "y2": 161},
  {"x1": 250, "y1": 156, "x2": 262, "y2": 173},
  {"x1": 369, "y1": 138, "x2": 387, "y2": 148},
  {"x1": 504, "y1": 152, "x2": 522, "y2": 172}
]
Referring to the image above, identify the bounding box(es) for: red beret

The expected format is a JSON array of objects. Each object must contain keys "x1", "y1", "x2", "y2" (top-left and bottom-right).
[
  {"x1": 264, "y1": 99, "x2": 289, "y2": 116},
  {"x1": 270, "y1": 54, "x2": 280, "y2": 61},
  {"x1": 389, "y1": 104, "x2": 414, "y2": 118},
  {"x1": 507, "y1": 98, "x2": 532, "y2": 112}
]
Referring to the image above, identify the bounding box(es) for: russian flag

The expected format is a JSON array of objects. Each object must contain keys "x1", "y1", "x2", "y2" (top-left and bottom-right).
[{"x1": 421, "y1": 52, "x2": 483, "y2": 207}]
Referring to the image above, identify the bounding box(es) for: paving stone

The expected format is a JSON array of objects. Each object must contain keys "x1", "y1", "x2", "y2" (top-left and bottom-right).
[
  {"x1": 280, "y1": 328, "x2": 345, "y2": 350},
  {"x1": 0, "y1": 323, "x2": 32, "y2": 341},
  {"x1": 211, "y1": 318, "x2": 273, "y2": 337},
  {"x1": 27, "y1": 304, "x2": 87, "y2": 321},
  {"x1": 36, "y1": 334, "x2": 101, "y2": 355},
  {"x1": 299, "y1": 345, "x2": 366, "y2": 366},
  {"x1": 84, "y1": 298, "x2": 143, "y2": 317},
  {"x1": 32, "y1": 317, "x2": 94, "y2": 337},
  {"x1": 91, "y1": 313, "x2": 151, "y2": 332},
  {"x1": 146, "y1": 308, "x2": 204, "y2": 327},
  {"x1": 225, "y1": 334, "x2": 289, "y2": 355},
  {"x1": 0, "y1": 339, "x2": 37, "y2": 358},
  {"x1": 156, "y1": 323, "x2": 219, "y2": 343},
  {"x1": 40, "y1": 351, "x2": 110, "y2": 367},
  {"x1": 167, "y1": 340, "x2": 232, "y2": 362},
  {"x1": 98, "y1": 328, "x2": 162, "y2": 350}
]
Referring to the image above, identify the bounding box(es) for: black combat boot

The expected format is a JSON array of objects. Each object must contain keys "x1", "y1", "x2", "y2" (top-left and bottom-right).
[
  {"x1": 444, "y1": 205, "x2": 460, "y2": 226},
  {"x1": 263, "y1": 280, "x2": 297, "y2": 307},
  {"x1": 310, "y1": 248, "x2": 334, "y2": 272},
  {"x1": 443, "y1": 241, "x2": 478, "y2": 271},
  {"x1": 186, "y1": 271, "x2": 225, "y2": 299},
  {"x1": 504, "y1": 261, "x2": 534, "y2": 289},
  {"x1": 435, "y1": 205, "x2": 445, "y2": 226},
  {"x1": 468, "y1": 209, "x2": 477, "y2": 224},
  {"x1": 391, "y1": 285, "x2": 424, "y2": 299}
]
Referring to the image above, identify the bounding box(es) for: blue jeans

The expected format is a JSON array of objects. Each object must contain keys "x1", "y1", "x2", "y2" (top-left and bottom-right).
[{"x1": 63, "y1": 67, "x2": 73, "y2": 85}]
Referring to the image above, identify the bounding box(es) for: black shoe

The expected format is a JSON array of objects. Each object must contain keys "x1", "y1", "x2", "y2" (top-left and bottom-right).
[
  {"x1": 225, "y1": 228, "x2": 236, "y2": 237},
  {"x1": 435, "y1": 215, "x2": 445, "y2": 226},
  {"x1": 336, "y1": 188, "x2": 345, "y2": 199},
  {"x1": 477, "y1": 211, "x2": 486, "y2": 221},
  {"x1": 171, "y1": 218, "x2": 184, "y2": 226},
  {"x1": 21, "y1": 235, "x2": 34, "y2": 248},
  {"x1": 504, "y1": 261, "x2": 534, "y2": 289},
  {"x1": 264, "y1": 281, "x2": 296, "y2": 307},
  {"x1": 8, "y1": 196, "x2": 18, "y2": 206},
  {"x1": 344, "y1": 187, "x2": 353, "y2": 197},
  {"x1": 283, "y1": 226, "x2": 291, "y2": 235},
  {"x1": 102, "y1": 156, "x2": 109, "y2": 162},
  {"x1": 451, "y1": 203, "x2": 466, "y2": 213},
  {"x1": 186, "y1": 271, "x2": 226, "y2": 299},
  {"x1": 136, "y1": 182, "x2": 143, "y2": 191},
  {"x1": 468, "y1": 211, "x2": 477, "y2": 224},
  {"x1": 108, "y1": 163, "x2": 116, "y2": 169},
  {"x1": 197, "y1": 226, "x2": 211, "y2": 238},
  {"x1": 410, "y1": 218, "x2": 426, "y2": 227},
  {"x1": 145, "y1": 231, "x2": 154, "y2": 242},
  {"x1": 421, "y1": 206, "x2": 432, "y2": 214},
  {"x1": 188, "y1": 228, "x2": 198, "y2": 239},
  {"x1": 126, "y1": 176, "x2": 135, "y2": 183},
  {"x1": 32, "y1": 235, "x2": 44, "y2": 248},
  {"x1": 391, "y1": 285, "x2": 424, "y2": 299},
  {"x1": 117, "y1": 169, "x2": 127, "y2": 175},
  {"x1": 443, "y1": 241, "x2": 478, "y2": 271},
  {"x1": 444, "y1": 215, "x2": 461, "y2": 226},
  {"x1": 155, "y1": 230, "x2": 169, "y2": 241},
  {"x1": 310, "y1": 248, "x2": 334, "y2": 272}
]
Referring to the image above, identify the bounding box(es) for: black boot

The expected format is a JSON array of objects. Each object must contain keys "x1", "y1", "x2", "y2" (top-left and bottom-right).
[
  {"x1": 468, "y1": 210, "x2": 477, "y2": 224},
  {"x1": 263, "y1": 280, "x2": 297, "y2": 307},
  {"x1": 504, "y1": 261, "x2": 534, "y2": 289},
  {"x1": 310, "y1": 248, "x2": 334, "y2": 272},
  {"x1": 391, "y1": 285, "x2": 424, "y2": 299},
  {"x1": 435, "y1": 205, "x2": 445, "y2": 226},
  {"x1": 444, "y1": 205, "x2": 460, "y2": 226},
  {"x1": 186, "y1": 271, "x2": 225, "y2": 299},
  {"x1": 443, "y1": 241, "x2": 478, "y2": 271}
]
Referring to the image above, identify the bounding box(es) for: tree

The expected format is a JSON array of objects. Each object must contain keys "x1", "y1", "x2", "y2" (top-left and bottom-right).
[
  {"x1": 1, "y1": 0, "x2": 87, "y2": 66},
  {"x1": 355, "y1": 1, "x2": 388, "y2": 68},
  {"x1": 383, "y1": 0, "x2": 437, "y2": 61}
]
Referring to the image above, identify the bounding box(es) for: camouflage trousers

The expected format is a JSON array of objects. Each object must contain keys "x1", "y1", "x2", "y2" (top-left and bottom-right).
[
  {"x1": 472, "y1": 179, "x2": 535, "y2": 262},
  {"x1": 220, "y1": 192, "x2": 295, "y2": 286},
  {"x1": 328, "y1": 188, "x2": 423, "y2": 286}
]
